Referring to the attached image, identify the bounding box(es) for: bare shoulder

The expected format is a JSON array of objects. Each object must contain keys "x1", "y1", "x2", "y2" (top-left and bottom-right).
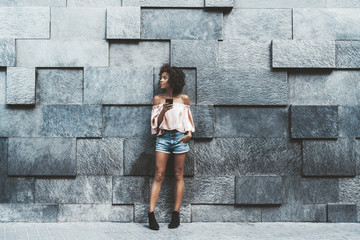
[
  {"x1": 153, "y1": 95, "x2": 162, "y2": 105},
  {"x1": 180, "y1": 94, "x2": 190, "y2": 105}
]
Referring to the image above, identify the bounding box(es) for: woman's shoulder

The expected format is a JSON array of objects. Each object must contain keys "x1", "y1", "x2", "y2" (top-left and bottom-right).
[{"x1": 180, "y1": 94, "x2": 190, "y2": 105}]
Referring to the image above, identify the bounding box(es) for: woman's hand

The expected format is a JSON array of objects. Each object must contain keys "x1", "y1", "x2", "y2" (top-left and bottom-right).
[
  {"x1": 179, "y1": 133, "x2": 192, "y2": 143},
  {"x1": 162, "y1": 102, "x2": 173, "y2": 113}
]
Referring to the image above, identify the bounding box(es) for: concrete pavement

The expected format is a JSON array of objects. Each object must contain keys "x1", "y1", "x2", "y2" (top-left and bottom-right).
[{"x1": 0, "y1": 222, "x2": 359, "y2": 240}]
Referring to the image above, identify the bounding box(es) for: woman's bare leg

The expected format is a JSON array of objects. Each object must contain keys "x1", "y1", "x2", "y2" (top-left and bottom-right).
[
  {"x1": 149, "y1": 151, "x2": 170, "y2": 213},
  {"x1": 173, "y1": 152, "x2": 187, "y2": 212}
]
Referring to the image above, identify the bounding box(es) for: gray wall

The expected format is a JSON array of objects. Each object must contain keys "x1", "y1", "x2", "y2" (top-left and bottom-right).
[{"x1": 0, "y1": 0, "x2": 359, "y2": 223}]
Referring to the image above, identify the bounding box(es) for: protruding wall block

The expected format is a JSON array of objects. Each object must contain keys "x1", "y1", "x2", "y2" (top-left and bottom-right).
[
  {"x1": 8, "y1": 138, "x2": 76, "y2": 176},
  {"x1": 339, "y1": 106, "x2": 360, "y2": 138},
  {"x1": 84, "y1": 67, "x2": 153, "y2": 104},
  {"x1": 336, "y1": 41, "x2": 360, "y2": 68},
  {"x1": 77, "y1": 138, "x2": 124, "y2": 176},
  {"x1": 123, "y1": 0, "x2": 204, "y2": 7},
  {"x1": 234, "y1": 0, "x2": 325, "y2": 8},
  {"x1": 67, "y1": 0, "x2": 122, "y2": 7},
  {"x1": 36, "y1": 68, "x2": 83, "y2": 105},
  {"x1": 0, "y1": 0, "x2": 66, "y2": 7},
  {"x1": 106, "y1": 7, "x2": 140, "y2": 39},
  {"x1": 0, "y1": 204, "x2": 58, "y2": 222},
  {"x1": 0, "y1": 7, "x2": 50, "y2": 38},
  {"x1": 112, "y1": 176, "x2": 150, "y2": 204},
  {"x1": 327, "y1": 203, "x2": 357, "y2": 222},
  {"x1": 290, "y1": 105, "x2": 338, "y2": 139},
  {"x1": 302, "y1": 138, "x2": 356, "y2": 177},
  {"x1": 272, "y1": 40, "x2": 335, "y2": 68},
  {"x1": 42, "y1": 105, "x2": 102, "y2": 137},
  {"x1": 110, "y1": 41, "x2": 169, "y2": 68},
  {"x1": 141, "y1": 9, "x2": 223, "y2": 40},
  {"x1": 223, "y1": 9, "x2": 291, "y2": 40},
  {"x1": 205, "y1": 0, "x2": 233, "y2": 8},
  {"x1": 17, "y1": 40, "x2": 109, "y2": 67},
  {"x1": 235, "y1": 175, "x2": 284, "y2": 205},
  {"x1": 6, "y1": 67, "x2": 35, "y2": 105},
  {"x1": 0, "y1": 39, "x2": 15, "y2": 66},
  {"x1": 51, "y1": 7, "x2": 106, "y2": 39},
  {"x1": 197, "y1": 68, "x2": 287, "y2": 105},
  {"x1": 171, "y1": 40, "x2": 217, "y2": 68},
  {"x1": 215, "y1": 107, "x2": 288, "y2": 138},
  {"x1": 191, "y1": 205, "x2": 261, "y2": 222},
  {"x1": 293, "y1": 9, "x2": 360, "y2": 40}
]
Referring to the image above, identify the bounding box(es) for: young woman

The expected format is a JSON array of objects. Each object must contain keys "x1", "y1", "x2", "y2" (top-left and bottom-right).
[{"x1": 148, "y1": 64, "x2": 195, "y2": 230}]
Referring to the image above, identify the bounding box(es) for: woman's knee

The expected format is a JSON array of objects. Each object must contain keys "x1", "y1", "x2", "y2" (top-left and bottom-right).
[
  {"x1": 154, "y1": 169, "x2": 166, "y2": 182},
  {"x1": 174, "y1": 167, "x2": 184, "y2": 181}
]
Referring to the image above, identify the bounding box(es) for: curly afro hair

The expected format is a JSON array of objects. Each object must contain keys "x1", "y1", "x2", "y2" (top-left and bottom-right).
[{"x1": 159, "y1": 64, "x2": 186, "y2": 95}]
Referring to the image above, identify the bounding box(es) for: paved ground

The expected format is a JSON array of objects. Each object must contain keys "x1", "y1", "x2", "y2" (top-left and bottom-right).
[{"x1": 0, "y1": 222, "x2": 359, "y2": 240}]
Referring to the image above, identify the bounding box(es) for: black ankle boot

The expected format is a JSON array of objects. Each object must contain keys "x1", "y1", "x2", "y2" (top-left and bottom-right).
[
  {"x1": 148, "y1": 211, "x2": 159, "y2": 230},
  {"x1": 168, "y1": 211, "x2": 180, "y2": 228}
]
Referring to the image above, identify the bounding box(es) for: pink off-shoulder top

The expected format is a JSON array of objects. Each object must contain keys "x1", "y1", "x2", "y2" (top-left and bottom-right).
[{"x1": 151, "y1": 103, "x2": 195, "y2": 136}]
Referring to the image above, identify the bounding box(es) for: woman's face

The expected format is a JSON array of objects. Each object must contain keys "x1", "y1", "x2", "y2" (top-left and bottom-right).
[{"x1": 159, "y1": 72, "x2": 170, "y2": 89}]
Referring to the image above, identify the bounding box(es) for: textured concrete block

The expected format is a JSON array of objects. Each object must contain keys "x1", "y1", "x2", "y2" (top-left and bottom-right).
[
  {"x1": 0, "y1": 0, "x2": 66, "y2": 6},
  {"x1": 197, "y1": 68, "x2": 287, "y2": 105},
  {"x1": 262, "y1": 204, "x2": 327, "y2": 222},
  {"x1": 0, "y1": 39, "x2": 15, "y2": 66},
  {"x1": 290, "y1": 105, "x2": 338, "y2": 139},
  {"x1": 36, "y1": 69, "x2": 83, "y2": 105},
  {"x1": 123, "y1": 137, "x2": 195, "y2": 177},
  {"x1": 289, "y1": 70, "x2": 360, "y2": 105},
  {"x1": 327, "y1": 203, "x2": 357, "y2": 222},
  {"x1": 0, "y1": 105, "x2": 42, "y2": 137},
  {"x1": 0, "y1": 7, "x2": 49, "y2": 38},
  {"x1": 283, "y1": 176, "x2": 339, "y2": 204},
  {"x1": 302, "y1": 138, "x2": 356, "y2": 177},
  {"x1": 224, "y1": 9, "x2": 291, "y2": 40},
  {"x1": 77, "y1": 138, "x2": 123, "y2": 176},
  {"x1": 84, "y1": 67, "x2": 153, "y2": 104},
  {"x1": 36, "y1": 176, "x2": 112, "y2": 204},
  {"x1": 218, "y1": 40, "x2": 271, "y2": 68},
  {"x1": 123, "y1": 0, "x2": 204, "y2": 7},
  {"x1": 339, "y1": 176, "x2": 360, "y2": 204},
  {"x1": 42, "y1": 105, "x2": 102, "y2": 137},
  {"x1": 0, "y1": 204, "x2": 58, "y2": 222},
  {"x1": 326, "y1": 0, "x2": 360, "y2": 7},
  {"x1": 6, "y1": 67, "x2": 35, "y2": 105},
  {"x1": 235, "y1": 176, "x2": 284, "y2": 205},
  {"x1": 103, "y1": 106, "x2": 151, "y2": 137},
  {"x1": 17, "y1": 40, "x2": 108, "y2": 67},
  {"x1": 8, "y1": 138, "x2": 76, "y2": 176},
  {"x1": 0, "y1": 70, "x2": 5, "y2": 104},
  {"x1": 59, "y1": 204, "x2": 133, "y2": 222},
  {"x1": 190, "y1": 176, "x2": 235, "y2": 204},
  {"x1": 0, "y1": 178, "x2": 34, "y2": 203},
  {"x1": 215, "y1": 107, "x2": 288, "y2": 137},
  {"x1": 205, "y1": 0, "x2": 233, "y2": 7},
  {"x1": 339, "y1": 106, "x2": 360, "y2": 138},
  {"x1": 134, "y1": 202, "x2": 191, "y2": 223},
  {"x1": 336, "y1": 41, "x2": 360, "y2": 68},
  {"x1": 191, "y1": 205, "x2": 261, "y2": 222},
  {"x1": 106, "y1": 7, "x2": 140, "y2": 39},
  {"x1": 67, "y1": 0, "x2": 122, "y2": 6},
  {"x1": 141, "y1": 9, "x2": 223, "y2": 40},
  {"x1": 112, "y1": 177, "x2": 149, "y2": 204},
  {"x1": 272, "y1": 40, "x2": 335, "y2": 68},
  {"x1": 234, "y1": 0, "x2": 325, "y2": 8},
  {"x1": 171, "y1": 40, "x2": 217, "y2": 68},
  {"x1": 194, "y1": 138, "x2": 301, "y2": 176},
  {"x1": 293, "y1": 9, "x2": 360, "y2": 40},
  {"x1": 51, "y1": 7, "x2": 105, "y2": 39},
  {"x1": 110, "y1": 41, "x2": 169, "y2": 68},
  {"x1": 152, "y1": 176, "x2": 234, "y2": 204},
  {"x1": 192, "y1": 105, "x2": 214, "y2": 138}
]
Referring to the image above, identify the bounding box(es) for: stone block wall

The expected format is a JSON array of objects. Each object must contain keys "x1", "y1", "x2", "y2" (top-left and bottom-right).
[{"x1": 0, "y1": 0, "x2": 359, "y2": 223}]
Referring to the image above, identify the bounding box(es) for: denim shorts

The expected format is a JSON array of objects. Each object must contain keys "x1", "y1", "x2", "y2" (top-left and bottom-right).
[{"x1": 156, "y1": 129, "x2": 190, "y2": 154}]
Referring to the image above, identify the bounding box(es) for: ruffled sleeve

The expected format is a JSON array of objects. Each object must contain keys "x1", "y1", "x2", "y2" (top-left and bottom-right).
[
  {"x1": 184, "y1": 106, "x2": 195, "y2": 133},
  {"x1": 151, "y1": 104, "x2": 163, "y2": 135}
]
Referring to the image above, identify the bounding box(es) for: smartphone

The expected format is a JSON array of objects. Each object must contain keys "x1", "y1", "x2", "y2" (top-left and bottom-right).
[{"x1": 166, "y1": 98, "x2": 173, "y2": 104}]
